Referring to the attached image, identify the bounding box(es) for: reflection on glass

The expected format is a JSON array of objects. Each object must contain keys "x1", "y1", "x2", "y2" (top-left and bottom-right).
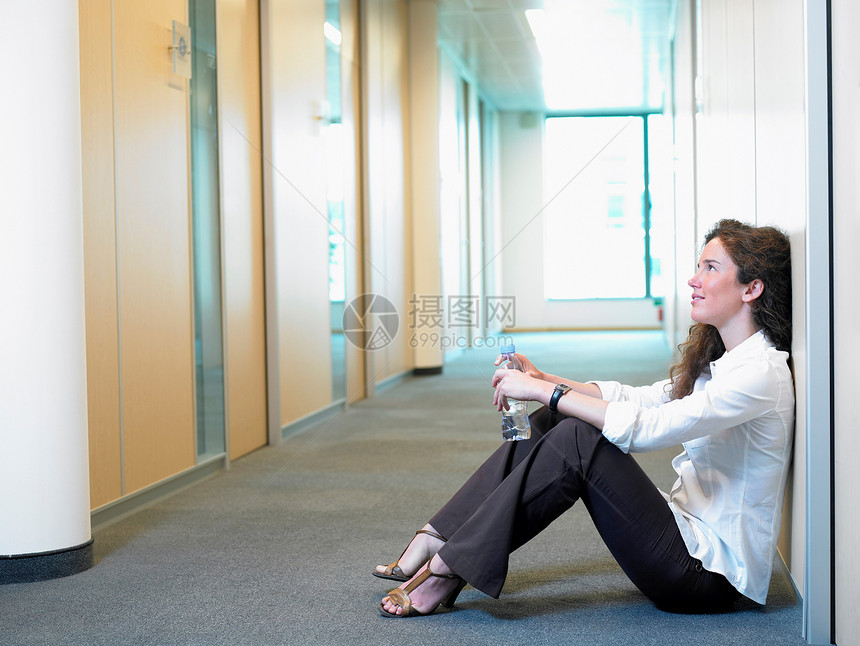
[
  {"x1": 543, "y1": 116, "x2": 647, "y2": 299},
  {"x1": 646, "y1": 114, "x2": 673, "y2": 298},
  {"x1": 325, "y1": 0, "x2": 347, "y2": 401},
  {"x1": 190, "y1": 0, "x2": 225, "y2": 459}
]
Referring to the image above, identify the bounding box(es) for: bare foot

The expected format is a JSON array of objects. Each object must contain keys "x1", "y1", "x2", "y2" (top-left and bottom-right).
[
  {"x1": 379, "y1": 554, "x2": 460, "y2": 616},
  {"x1": 375, "y1": 523, "x2": 445, "y2": 579}
]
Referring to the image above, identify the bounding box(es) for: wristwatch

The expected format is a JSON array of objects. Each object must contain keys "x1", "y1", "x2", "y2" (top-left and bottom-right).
[{"x1": 549, "y1": 383, "x2": 572, "y2": 414}]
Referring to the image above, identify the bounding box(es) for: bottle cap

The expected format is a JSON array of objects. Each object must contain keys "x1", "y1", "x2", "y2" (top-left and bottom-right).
[{"x1": 500, "y1": 344, "x2": 516, "y2": 354}]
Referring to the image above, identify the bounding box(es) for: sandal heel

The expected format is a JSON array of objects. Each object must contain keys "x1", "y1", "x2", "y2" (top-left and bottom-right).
[{"x1": 441, "y1": 580, "x2": 467, "y2": 609}]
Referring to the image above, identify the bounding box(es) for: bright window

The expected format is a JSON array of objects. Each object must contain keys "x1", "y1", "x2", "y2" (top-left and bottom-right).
[{"x1": 543, "y1": 114, "x2": 670, "y2": 300}]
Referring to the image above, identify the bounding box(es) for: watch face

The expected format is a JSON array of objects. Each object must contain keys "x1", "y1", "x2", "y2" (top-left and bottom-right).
[{"x1": 550, "y1": 383, "x2": 571, "y2": 414}]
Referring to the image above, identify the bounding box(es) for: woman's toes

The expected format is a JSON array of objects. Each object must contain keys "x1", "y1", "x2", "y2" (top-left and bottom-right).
[{"x1": 381, "y1": 596, "x2": 401, "y2": 615}]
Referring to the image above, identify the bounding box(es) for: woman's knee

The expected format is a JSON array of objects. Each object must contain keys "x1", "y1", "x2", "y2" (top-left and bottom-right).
[
  {"x1": 545, "y1": 416, "x2": 603, "y2": 446},
  {"x1": 535, "y1": 416, "x2": 607, "y2": 466}
]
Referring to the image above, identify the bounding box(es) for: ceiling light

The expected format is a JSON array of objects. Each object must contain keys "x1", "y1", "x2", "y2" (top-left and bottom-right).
[{"x1": 525, "y1": 3, "x2": 651, "y2": 111}]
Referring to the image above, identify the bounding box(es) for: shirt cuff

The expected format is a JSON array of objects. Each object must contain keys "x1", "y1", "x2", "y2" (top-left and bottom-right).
[
  {"x1": 601, "y1": 400, "x2": 636, "y2": 453},
  {"x1": 587, "y1": 380, "x2": 621, "y2": 401}
]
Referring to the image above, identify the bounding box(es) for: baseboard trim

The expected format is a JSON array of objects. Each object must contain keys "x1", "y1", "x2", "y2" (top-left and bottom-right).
[
  {"x1": 375, "y1": 369, "x2": 412, "y2": 394},
  {"x1": 0, "y1": 539, "x2": 94, "y2": 584},
  {"x1": 776, "y1": 550, "x2": 803, "y2": 605},
  {"x1": 91, "y1": 455, "x2": 226, "y2": 532},
  {"x1": 413, "y1": 366, "x2": 443, "y2": 376},
  {"x1": 281, "y1": 400, "x2": 346, "y2": 440}
]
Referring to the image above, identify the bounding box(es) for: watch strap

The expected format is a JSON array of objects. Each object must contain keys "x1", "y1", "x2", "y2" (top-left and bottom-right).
[{"x1": 549, "y1": 383, "x2": 572, "y2": 414}]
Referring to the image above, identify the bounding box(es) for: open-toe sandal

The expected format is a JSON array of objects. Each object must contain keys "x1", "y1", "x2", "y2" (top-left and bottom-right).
[
  {"x1": 372, "y1": 529, "x2": 446, "y2": 581},
  {"x1": 377, "y1": 561, "x2": 466, "y2": 618}
]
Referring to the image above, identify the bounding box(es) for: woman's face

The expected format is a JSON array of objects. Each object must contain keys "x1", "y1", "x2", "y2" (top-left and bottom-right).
[{"x1": 688, "y1": 238, "x2": 751, "y2": 330}]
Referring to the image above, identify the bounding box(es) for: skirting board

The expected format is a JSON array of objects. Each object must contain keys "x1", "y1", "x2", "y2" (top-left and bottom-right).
[
  {"x1": 776, "y1": 550, "x2": 803, "y2": 605},
  {"x1": 90, "y1": 455, "x2": 226, "y2": 532},
  {"x1": 0, "y1": 540, "x2": 94, "y2": 584}
]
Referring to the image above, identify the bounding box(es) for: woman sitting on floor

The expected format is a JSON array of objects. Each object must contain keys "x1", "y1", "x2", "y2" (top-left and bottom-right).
[{"x1": 374, "y1": 218, "x2": 794, "y2": 617}]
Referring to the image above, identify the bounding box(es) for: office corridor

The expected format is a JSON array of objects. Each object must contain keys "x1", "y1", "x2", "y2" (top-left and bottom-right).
[{"x1": 1, "y1": 332, "x2": 803, "y2": 645}]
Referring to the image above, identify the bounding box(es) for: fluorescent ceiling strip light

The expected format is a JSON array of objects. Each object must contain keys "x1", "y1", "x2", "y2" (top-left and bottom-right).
[{"x1": 525, "y1": 9, "x2": 549, "y2": 60}]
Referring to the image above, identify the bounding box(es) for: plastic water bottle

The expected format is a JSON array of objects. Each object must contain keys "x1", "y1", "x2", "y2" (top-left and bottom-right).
[{"x1": 499, "y1": 344, "x2": 531, "y2": 441}]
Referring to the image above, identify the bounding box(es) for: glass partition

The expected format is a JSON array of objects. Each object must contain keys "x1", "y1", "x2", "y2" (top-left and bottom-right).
[
  {"x1": 190, "y1": 0, "x2": 226, "y2": 459},
  {"x1": 325, "y1": 0, "x2": 347, "y2": 401}
]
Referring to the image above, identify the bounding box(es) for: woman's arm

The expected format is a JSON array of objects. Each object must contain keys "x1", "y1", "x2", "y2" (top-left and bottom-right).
[
  {"x1": 492, "y1": 368, "x2": 609, "y2": 429},
  {"x1": 493, "y1": 354, "x2": 788, "y2": 450},
  {"x1": 541, "y1": 372, "x2": 603, "y2": 399},
  {"x1": 494, "y1": 353, "x2": 603, "y2": 399},
  {"x1": 601, "y1": 357, "x2": 788, "y2": 452}
]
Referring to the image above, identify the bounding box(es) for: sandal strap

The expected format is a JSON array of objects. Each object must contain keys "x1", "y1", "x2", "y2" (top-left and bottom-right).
[
  {"x1": 387, "y1": 563, "x2": 463, "y2": 616},
  {"x1": 386, "y1": 587, "x2": 413, "y2": 615},
  {"x1": 415, "y1": 529, "x2": 446, "y2": 542},
  {"x1": 381, "y1": 563, "x2": 405, "y2": 578},
  {"x1": 380, "y1": 530, "x2": 446, "y2": 577},
  {"x1": 402, "y1": 563, "x2": 460, "y2": 594}
]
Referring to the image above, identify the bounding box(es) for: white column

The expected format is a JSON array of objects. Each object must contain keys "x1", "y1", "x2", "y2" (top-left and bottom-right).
[
  {"x1": 409, "y1": 0, "x2": 444, "y2": 371},
  {"x1": 0, "y1": 2, "x2": 92, "y2": 580}
]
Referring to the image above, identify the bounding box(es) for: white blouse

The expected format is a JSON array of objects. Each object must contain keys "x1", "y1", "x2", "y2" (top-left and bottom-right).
[{"x1": 592, "y1": 330, "x2": 795, "y2": 604}]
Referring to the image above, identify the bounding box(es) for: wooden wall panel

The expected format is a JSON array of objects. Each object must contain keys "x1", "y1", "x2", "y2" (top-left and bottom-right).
[
  {"x1": 264, "y1": 0, "x2": 334, "y2": 428},
  {"x1": 219, "y1": 0, "x2": 268, "y2": 459},
  {"x1": 79, "y1": 0, "x2": 122, "y2": 508},
  {"x1": 408, "y1": 1, "x2": 444, "y2": 369},
  {"x1": 113, "y1": 0, "x2": 196, "y2": 492}
]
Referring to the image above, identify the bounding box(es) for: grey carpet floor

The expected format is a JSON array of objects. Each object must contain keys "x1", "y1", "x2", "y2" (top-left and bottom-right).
[{"x1": 1, "y1": 331, "x2": 805, "y2": 645}]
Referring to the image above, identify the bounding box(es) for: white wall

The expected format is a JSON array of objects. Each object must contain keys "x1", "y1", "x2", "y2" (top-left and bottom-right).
[
  {"x1": 361, "y1": 0, "x2": 413, "y2": 383},
  {"x1": 439, "y1": 51, "x2": 467, "y2": 338},
  {"x1": 465, "y1": 81, "x2": 485, "y2": 343},
  {"x1": 691, "y1": 0, "x2": 807, "y2": 594},
  {"x1": 695, "y1": 0, "x2": 757, "y2": 226},
  {"x1": 752, "y1": 0, "x2": 808, "y2": 594},
  {"x1": 481, "y1": 105, "x2": 504, "y2": 334},
  {"x1": 670, "y1": 0, "x2": 697, "y2": 353},
  {"x1": 438, "y1": 47, "x2": 504, "y2": 349}
]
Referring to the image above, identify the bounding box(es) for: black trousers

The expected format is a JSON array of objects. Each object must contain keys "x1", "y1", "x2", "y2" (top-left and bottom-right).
[{"x1": 430, "y1": 407, "x2": 741, "y2": 613}]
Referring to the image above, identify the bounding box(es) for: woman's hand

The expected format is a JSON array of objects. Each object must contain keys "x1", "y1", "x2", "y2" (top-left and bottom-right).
[
  {"x1": 491, "y1": 367, "x2": 551, "y2": 412},
  {"x1": 492, "y1": 367, "x2": 609, "y2": 429},
  {"x1": 493, "y1": 353, "x2": 545, "y2": 381}
]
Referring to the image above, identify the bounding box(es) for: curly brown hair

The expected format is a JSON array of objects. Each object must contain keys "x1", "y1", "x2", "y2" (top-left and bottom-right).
[{"x1": 668, "y1": 219, "x2": 792, "y2": 400}]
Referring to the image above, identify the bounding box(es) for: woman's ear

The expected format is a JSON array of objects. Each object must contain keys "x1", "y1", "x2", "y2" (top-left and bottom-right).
[{"x1": 742, "y1": 279, "x2": 764, "y2": 303}]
